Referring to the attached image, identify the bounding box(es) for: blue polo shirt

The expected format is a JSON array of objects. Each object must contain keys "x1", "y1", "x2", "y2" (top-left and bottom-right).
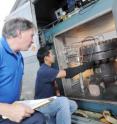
[
  {"x1": 34, "y1": 64, "x2": 59, "y2": 99},
  {"x1": 0, "y1": 37, "x2": 24, "y2": 103}
]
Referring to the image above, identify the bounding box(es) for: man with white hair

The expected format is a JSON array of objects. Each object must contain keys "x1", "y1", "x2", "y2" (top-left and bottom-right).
[{"x1": 0, "y1": 18, "x2": 45, "y2": 124}]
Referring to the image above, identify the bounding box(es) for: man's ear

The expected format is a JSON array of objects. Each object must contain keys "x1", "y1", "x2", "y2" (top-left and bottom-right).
[
  {"x1": 44, "y1": 56, "x2": 48, "y2": 62},
  {"x1": 16, "y1": 30, "x2": 22, "y2": 38}
]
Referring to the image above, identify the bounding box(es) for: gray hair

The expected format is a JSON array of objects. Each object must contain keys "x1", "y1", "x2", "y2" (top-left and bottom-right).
[{"x1": 2, "y1": 18, "x2": 35, "y2": 38}]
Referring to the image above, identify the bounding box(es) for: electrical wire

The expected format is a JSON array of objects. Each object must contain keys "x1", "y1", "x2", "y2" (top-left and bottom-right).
[{"x1": 79, "y1": 0, "x2": 100, "y2": 15}]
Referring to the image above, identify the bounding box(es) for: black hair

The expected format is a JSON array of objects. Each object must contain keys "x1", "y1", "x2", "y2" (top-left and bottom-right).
[{"x1": 37, "y1": 46, "x2": 51, "y2": 64}]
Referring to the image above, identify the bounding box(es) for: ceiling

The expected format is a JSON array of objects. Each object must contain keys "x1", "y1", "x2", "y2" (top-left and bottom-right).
[{"x1": 34, "y1": 0, "x2": 67, "y2": 28}]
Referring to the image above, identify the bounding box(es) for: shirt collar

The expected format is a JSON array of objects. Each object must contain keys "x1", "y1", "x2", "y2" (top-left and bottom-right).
[
  {"x1": 43, "y1": 63, "x2": 51, "y2": 68},
  {"x1": 0, "y1": 36, "x2": 16, "y2": 54}
]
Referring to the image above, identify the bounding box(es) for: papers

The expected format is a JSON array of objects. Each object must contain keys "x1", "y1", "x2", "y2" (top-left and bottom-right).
[
  {"x1": 17, "y1": 96, "x2": 57, "y2": 109},
  {"x1": 2, "y1": 96, "x2": 57, "y2": 119}
]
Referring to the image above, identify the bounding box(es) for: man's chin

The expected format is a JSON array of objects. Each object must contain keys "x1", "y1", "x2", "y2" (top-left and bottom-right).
[{"x1": 21, "y1": 48, "x2": 29, "y2": 51}]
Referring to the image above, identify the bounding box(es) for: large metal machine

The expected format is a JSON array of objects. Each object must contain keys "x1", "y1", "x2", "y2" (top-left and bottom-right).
[
  {"x1": 81, "y1": 38, "x2": 117, "y2": 85},
  {"x1": 43, "y1": 0, "x2": 117, "y2": 115},
  {"x1": 58, "y1": 37, "x2": 117, "y2": 101},
  {"x1": 81, "y1": 37, "x2": 117, "y2": 100}
]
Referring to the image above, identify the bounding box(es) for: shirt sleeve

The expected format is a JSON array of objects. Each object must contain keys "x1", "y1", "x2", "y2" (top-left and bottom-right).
[
  {"x1": 0, "y1": 49, "x2": 2, "y2": 67},
  {"x1": 42, "y1": 67, "x2": 59, "y2": 82}
]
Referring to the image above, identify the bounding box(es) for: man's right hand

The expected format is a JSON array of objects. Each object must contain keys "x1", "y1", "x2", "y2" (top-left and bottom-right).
[
  {"x1": 65, "y1": 61, "x2": 95, "y2": 78},
  {"x1": 3, "y1": 103, "x2": 34, "y2": 123}
]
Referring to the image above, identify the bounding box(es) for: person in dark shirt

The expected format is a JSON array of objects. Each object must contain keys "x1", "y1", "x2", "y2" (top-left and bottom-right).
[
  {"x1": 35, "y1": 46, "x2": 94, "y2": 124},
  {"x1": 35, "y1": 61, "x2": 59, "y2": 99},
  {"x1": 35, "y1": 46, "x2": 94, "y2": 98}
]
